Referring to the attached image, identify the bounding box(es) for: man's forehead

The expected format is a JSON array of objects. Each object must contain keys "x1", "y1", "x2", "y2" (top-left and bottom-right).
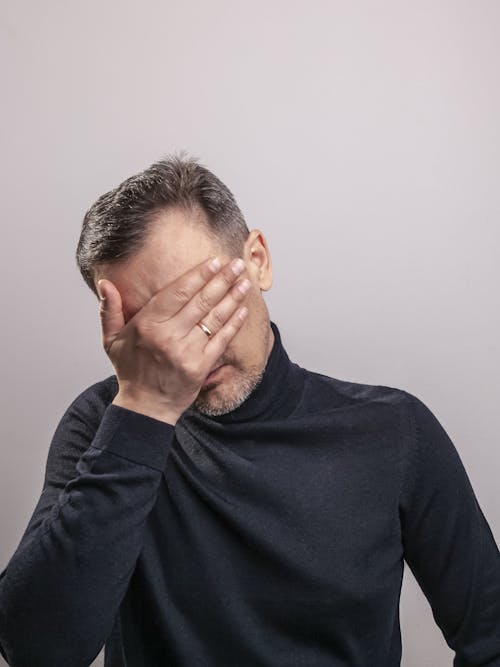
[
  {"x1": 95, "y1": 220, "x2": 228, "y2": 318},
  {"x1": 137, "y1": 225, "x2": 224, "y2": 286}
]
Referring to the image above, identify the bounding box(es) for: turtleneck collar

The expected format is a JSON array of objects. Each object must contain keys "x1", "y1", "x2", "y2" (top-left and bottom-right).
[{"x1": 181, "y1": 320, "x2": 305, "y2": 426}]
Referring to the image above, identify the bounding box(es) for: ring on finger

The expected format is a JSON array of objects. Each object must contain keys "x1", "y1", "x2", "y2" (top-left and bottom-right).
[{"x1": 196, "y1": 321, "x2": 213, "y2": 337}]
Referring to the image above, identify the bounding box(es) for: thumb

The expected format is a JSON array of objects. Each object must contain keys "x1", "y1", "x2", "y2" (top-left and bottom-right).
[{"x1": 97, "y1": 279, "x2": 125, "y2": 352}]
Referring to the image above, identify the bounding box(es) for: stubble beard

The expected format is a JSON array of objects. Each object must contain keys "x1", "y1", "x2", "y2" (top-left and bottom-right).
[{"x1": 192, "y1": 363, "x2": 266, "y2": 417}]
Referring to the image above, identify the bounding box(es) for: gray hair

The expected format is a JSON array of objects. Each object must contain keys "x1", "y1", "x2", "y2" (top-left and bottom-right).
[{"x1": 76, "y1": 150, "x2": 250, "y2": 297}]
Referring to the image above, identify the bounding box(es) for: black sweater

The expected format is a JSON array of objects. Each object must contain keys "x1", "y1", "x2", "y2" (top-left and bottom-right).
[{"x1": 1, "y1": 320, "x2": 499, "y2": 667}]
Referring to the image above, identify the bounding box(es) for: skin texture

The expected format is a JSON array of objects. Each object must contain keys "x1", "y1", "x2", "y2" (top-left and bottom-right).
[{"x1": 93, "y1": 206, "x2": 275, "y2": 417}]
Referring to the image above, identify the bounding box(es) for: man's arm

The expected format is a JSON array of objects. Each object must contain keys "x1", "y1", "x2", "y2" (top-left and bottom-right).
[
  {"x1": 0, "y1": 384, "x2": 176, "y2": 667},
  {"x1": 399, "y1": 391, "x2": 500, "y2": 666},
  {"x1": 0, "y1": 253, "x2": 250, "y2": 666}
]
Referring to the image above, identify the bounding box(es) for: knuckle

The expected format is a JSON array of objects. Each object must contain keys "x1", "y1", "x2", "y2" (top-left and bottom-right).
[
  {"x1": 221, "y1": 267, "x2": 236, "y2": 285},
  {"x1": 162, "y1": 330, "x2": 175, "y2": 348},
  {"x1": 182, "y1": 358, "x2": 199, "y2": 378},
  {"x1": 209, "y1": 307, "x2": 225, "y2": 329},
  {"x1": 133, "y1": 319, "x2": 148, "y2": 338},
  {"x1": 232, "y1": 284, "x2": 246, "y2": 300},
  {"x1": 195, "y1": 290, "x2": 212, "y2": 313},
  {"x1": 166, "y1": 337, "x2": 183, "y2": 359},
  {"x1": 153, "y1": 330, "x2": 174, "y2": 355},
  {"x1": 172, "y1": 285, "x2": 190, "y2": 304},
  {"x1": 134, "y1": 319, "x2": 158, "y2": 345}
]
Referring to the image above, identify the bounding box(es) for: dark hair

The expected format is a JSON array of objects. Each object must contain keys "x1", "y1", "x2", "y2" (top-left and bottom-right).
[{"x1": 76, "y1": 150, "x2": 250, "y2": 297}]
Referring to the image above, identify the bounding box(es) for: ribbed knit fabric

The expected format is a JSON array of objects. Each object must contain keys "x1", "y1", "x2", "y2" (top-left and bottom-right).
[{"x1": 1, "y1": 320, "x2": 499, "y2": 666}]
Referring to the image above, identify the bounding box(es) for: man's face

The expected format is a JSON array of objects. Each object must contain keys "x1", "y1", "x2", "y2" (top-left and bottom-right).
[{"x1": 93, "y1": 206, "x2": 274, "y2": 417}]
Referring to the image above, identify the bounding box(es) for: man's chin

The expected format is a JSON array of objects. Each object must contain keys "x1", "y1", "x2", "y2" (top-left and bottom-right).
[
  {"x1": 192, "y1": 397, "x2": 235, "y2": 417},
  {"x1": 192, "y1": 365, "x2": 264, "y2": 417},
  {"x1": 193, "y1": 382, "x2": 246, "y2": 417}
]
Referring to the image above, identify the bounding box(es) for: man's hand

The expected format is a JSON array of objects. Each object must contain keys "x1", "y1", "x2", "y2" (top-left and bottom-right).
[{"x1": 96, "y1": 255, "x2": 251, "y2": 425}]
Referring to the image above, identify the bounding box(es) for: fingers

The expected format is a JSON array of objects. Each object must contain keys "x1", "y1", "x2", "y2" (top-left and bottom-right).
[
  {"x1": 202, "y1": 303, "x2": 249, "y2": 361},
  {"x1": 143, "y1": 255, "x2": 247, "y2": 335},
  {"x1": 177, "y1": 257, "x2": 249, "y2": 335},
  {"x1": 98, "y1": 279, "x2": 125, "y2": 352},
  {"x1": 185, "y1": 271, "x2": 250, "y2": 346}
]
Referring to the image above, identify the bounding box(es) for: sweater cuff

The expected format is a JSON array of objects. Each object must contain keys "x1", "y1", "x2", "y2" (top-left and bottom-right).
[{"x1": 90, "y1": 403, "x2": 176, "y2": 472}]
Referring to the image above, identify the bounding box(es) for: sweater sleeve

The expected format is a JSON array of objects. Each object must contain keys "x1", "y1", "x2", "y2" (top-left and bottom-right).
[
  {"x1": 0, "y1": 386, "x2": 176, "y2": 667},
  {"x1": 399, "y1": 391, "x2": 500, "y2": 667}
]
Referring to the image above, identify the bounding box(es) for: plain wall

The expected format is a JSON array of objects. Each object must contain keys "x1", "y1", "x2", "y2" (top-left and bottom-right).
[{"x1": 1, "y1": 1, "x2": 499, "y2": 665}]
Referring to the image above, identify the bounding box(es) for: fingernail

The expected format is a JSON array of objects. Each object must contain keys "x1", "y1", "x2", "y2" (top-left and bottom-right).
[
  {"x1": 238, "y1": 279, "x2": 251, "y2": 293},
  {"x1": 231, "y1": 258, "x2": 245, "y2": 275},
  {"x1": 209, "y1": 256, "x2": 221, "y2": 272}
]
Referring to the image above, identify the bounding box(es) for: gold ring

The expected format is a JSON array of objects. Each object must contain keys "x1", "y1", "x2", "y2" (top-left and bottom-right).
[{"x1": 197, "y1": 321, "x2": 213, "y2": 337}]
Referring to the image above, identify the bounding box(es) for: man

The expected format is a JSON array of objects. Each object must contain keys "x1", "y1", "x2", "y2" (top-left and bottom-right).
[{"x1": 0, "y1": 153, "x2": 499, "y2": 667}]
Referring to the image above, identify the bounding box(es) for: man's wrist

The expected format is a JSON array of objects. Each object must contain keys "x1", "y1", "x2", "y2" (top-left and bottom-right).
[{"x1": 112, "y1": 391, "x2": 181, "y2": 426}]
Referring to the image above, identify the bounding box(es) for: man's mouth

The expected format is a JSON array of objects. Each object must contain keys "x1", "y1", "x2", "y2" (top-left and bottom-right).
[{"x1": 202, "y1": 364, "x2": 227, "y2": 386}]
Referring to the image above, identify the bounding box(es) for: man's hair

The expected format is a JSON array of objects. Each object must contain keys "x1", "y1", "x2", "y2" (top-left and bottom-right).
[{"x1": 76, "y1": 151, "x2": 250, "y2": 297}]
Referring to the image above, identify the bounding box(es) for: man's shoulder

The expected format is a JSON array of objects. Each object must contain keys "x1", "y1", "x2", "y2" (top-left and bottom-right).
[
  {"x1": 299, "y1": 365, "x2": 413, "y2": 412},
  {"x1": 62, "y1": 374, "x2": 119, "y2": 426}
]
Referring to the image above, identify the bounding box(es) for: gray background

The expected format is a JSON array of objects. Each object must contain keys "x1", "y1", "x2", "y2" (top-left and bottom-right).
[{"x1": 1, "y1": 1, "x2": 499, "y2": 665}]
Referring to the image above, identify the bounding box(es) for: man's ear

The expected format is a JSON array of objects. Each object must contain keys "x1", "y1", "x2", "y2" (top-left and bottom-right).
[{"x1": 245, "y1": 229, "x2": 273, "y2": 292}]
